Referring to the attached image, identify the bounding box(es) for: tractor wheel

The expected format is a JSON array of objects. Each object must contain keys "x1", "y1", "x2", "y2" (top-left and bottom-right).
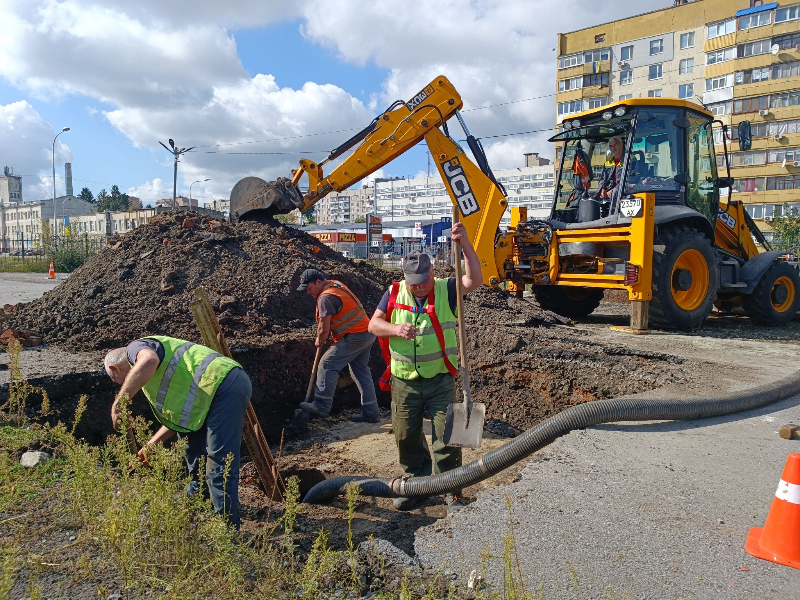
[
  {"x1": 742, "y1": 261, "x2": 800, "y2": 326},
  {"x1": 532, "y1": 286, "x2": 604, "y2": 318},
  {"x1": 650, "y1": 224, "x2": 719, "y2": 331}
]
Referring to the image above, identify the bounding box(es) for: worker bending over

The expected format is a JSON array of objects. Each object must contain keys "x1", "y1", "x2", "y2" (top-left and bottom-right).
[
  {"x1": 104, "y1": 336, "x2": 251, "y2": 529},
  {"x1": 369, "y1": 221, "x2": 482, "y2": 514},
  {"x1": 297, "y1": 269, "x2": 379, "y2": 423}
]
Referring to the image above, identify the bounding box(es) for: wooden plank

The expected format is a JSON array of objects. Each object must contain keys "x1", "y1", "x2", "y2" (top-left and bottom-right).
[
  {"x1": 630, "y1": 300, "x2": 649, "y2": 332},
  {"x1": 190, "y1": 286, "x2": 285, "y2": 501}
]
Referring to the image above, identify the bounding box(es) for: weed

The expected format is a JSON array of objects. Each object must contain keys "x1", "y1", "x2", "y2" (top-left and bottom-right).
[
  {"x1": 0, "y1": 545, "x2": 19, "y2": 599},
  {"x1": 0, "y1": 339, "x2": 49, "y2": 425},
  {"x1": 281, "y1": 475, "x2": 301, "y2": 556},
  {"x1": 70, "y1": 395, "x2": 88, "y2": 436}
]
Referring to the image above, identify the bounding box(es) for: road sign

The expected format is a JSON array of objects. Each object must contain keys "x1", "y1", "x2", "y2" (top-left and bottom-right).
[{"x1": 437, "y1": 236, "x2": 447, "y2": 242}]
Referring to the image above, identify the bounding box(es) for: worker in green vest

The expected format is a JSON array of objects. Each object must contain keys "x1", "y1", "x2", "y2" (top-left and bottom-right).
[
  {"x1": 104, "y1": 336, "x2": 251, "y2": 529},
  {"x1": 369, "y1": 220, "x2": 482, "y2": 514}
]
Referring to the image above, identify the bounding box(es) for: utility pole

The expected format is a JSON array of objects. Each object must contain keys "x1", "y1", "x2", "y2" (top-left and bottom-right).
[
  {"x1": 159, "y1": 139, "x2": 194, "y2": 210},
  {"x1": 52, "y1": 127, "x2": 70, "y2": 240}
]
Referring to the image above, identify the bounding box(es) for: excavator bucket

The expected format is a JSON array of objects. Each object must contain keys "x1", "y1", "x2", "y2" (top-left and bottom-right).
[{"x1": 229, "y1": 176, "x2": 305, "y2": 221}]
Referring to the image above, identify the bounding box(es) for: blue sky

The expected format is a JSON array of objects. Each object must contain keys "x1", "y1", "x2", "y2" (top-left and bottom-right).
[{"x1": 0, "y1": 0, "x2": 668, "y2": 206}]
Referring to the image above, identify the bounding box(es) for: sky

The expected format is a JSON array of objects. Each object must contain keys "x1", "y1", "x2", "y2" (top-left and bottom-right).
[{"x1": 0, "y1": 0, "x2": 669, "y2": 207}]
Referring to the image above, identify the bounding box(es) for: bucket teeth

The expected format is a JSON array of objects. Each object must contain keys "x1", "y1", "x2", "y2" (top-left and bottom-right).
[{"x1": 230, "y1": 176, "x2": 304, "y2": 221}]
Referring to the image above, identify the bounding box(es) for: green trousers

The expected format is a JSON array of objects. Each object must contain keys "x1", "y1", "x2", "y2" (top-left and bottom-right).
[{"x1": 391, "y1": 372, "x2": 462, "y2": 478}]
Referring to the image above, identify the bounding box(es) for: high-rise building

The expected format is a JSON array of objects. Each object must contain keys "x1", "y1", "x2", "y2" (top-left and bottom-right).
[{"x1": 556, "y1": 0, "x2": 800, "y2": 243}]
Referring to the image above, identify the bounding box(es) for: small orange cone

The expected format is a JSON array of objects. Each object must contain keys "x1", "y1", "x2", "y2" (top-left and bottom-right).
[
  {"x1": 48, "y1": 261, "x2": 55, "y2": 280},
  {"x1": 745, "y1": 453, "x2": 800, "y2": 569}
]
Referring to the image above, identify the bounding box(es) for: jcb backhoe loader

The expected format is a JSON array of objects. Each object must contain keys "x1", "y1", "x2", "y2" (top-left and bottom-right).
[{"x1": 229, "y1": 75, "x2": 800, "y2": 330}]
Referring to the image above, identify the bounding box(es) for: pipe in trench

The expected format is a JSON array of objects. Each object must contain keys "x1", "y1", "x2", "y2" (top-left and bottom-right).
[{"x1": 302, "y1": 369, "x2": 800, "y2": 504}]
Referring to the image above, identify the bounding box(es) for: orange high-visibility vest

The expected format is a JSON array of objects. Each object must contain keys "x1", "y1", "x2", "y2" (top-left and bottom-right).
[{"x1": 315, "y1": 280, "x2": 370, "y2": 343}]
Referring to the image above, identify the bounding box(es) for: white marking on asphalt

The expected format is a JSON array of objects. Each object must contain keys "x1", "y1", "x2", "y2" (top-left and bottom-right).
[{"x1": 775, "y1": 479, "x2": 800, "y2": 505}]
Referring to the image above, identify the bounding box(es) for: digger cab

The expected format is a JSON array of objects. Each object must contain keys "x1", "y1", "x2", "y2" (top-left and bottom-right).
[{"x1": 550, "y1": 99, "x2": 721, "y2": 236}]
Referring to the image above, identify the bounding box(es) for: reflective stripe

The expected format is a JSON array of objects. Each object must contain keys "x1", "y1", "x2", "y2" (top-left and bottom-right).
[
  {"x1": 776, "y1": 479, "x2": 800, "y2": 505},
  {"x1": 179, "y1": 352, "x2": 222, "y2": 429},
  {"x1": 155, "y1": 342, "x2": 194, "y2": 411},
  {"x1": 390, "y1": 348, "x2": 458, "y2": 364},
  {"x1": 331, "y1": 306, "x2": 363, "y2": 335}
]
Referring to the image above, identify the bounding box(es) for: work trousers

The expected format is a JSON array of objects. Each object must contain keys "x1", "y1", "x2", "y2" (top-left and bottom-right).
[
  {"x1": 313, "y1": 330, "x2": 378, "y2": 414},
  {"x1": 184, "y1": 368, "x2": 252, "y2": 529},
  {"x1": 391, "y1": 372, "x2": 462, "y2": 478}
]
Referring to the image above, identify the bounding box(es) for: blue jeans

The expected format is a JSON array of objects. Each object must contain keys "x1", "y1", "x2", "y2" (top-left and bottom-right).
[
  {"x1": 313, "y1": 331, "x2": 378, "y2": 414},
  {"x1": 184, "y1": 368, "x2": 252, "y2": 529}
]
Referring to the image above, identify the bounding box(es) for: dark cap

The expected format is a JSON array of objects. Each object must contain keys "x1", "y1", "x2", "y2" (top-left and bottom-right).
[
  {"x1": 297, "y1": 268, "x2": 326, "y2": 291},
  {"x1": 402, "y1": 251, "x2": 432, "y2": 285}
]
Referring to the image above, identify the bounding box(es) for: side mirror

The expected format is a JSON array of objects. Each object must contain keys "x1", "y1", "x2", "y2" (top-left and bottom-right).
[
  {"x1": 738, "y1": 121, "x2": 752, "y2": 151},
  {"x1": 715, "y1": 177, "x2": 734, "y2": 189}
]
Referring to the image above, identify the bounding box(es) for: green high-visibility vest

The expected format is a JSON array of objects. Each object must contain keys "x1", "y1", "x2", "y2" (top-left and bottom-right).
[
  {"x1": 135, "y1": 335, "x2": 242, "y2": 433},
  {"x1": 389, "y1": 279, "x2": 458, "y2": 380}
]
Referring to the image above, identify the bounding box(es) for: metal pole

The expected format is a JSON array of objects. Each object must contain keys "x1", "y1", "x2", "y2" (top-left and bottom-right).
[
  {"x1": 52, "y1": 127, "x2": 70, "y2": 243},
  {"x1": 172, "y1": 153, "x2": 178, "y2": 211}
]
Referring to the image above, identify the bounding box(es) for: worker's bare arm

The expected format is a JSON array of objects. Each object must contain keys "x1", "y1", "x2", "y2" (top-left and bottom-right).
[
  {"x1": 369, "y1": 309, "x2": 417, "y2": 340},
  {"x1": 452, "y1": 221, "x2": 483, "y2": 293},
  {"x1": 111, "y1": 348, "x2": 160, "y2": 430},
  {"x1": 316, "y1": 315, "x2": 332, "y2": 347}
]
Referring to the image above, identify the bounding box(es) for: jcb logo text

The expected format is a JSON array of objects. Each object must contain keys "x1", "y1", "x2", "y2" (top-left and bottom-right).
[{"x1": 441, "y1": 158, "x2": 480, "y2": 217}]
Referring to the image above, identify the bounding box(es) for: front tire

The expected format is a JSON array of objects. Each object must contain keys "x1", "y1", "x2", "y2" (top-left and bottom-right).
[
  {"x1": 532, "y1": 286, "x2": 604, "y2": 318},
  {"x1": 742, "y1": 261, "x2": 800, "y2": 326},
  {"x1": 650, "y1": 224, "x2": 719, "y2": 331}
]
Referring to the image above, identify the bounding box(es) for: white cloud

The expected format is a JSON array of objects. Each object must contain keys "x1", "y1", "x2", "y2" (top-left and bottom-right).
[
  {"x1": 0, "y1": 101, "x2": 72, "y2": 199},
  {"x1": 125, "y1": 178, "x2": 170, "y2": 207}
]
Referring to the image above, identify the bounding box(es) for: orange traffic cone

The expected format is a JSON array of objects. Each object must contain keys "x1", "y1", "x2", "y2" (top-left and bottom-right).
[
  {"x1": 745, "y1": 453, "x2": 800, "y2": 569},
  {"x1": 48, "y1": 261, "x2": 55, "y2": 280}
]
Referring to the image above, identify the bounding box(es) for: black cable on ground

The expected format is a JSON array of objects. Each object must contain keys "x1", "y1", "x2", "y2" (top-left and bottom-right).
[{"x1": 302, "y1": 369, "x2": 800, "y2": 503}]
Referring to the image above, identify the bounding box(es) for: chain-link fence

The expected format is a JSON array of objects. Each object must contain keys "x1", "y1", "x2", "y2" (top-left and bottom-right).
[{"x1": 0, "y1": 227, "x2": 106, "y2": 273}]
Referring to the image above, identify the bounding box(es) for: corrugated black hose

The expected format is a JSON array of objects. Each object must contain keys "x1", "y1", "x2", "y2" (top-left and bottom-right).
[{"x1": 302, "y1": 369, "x2": 800, "y2": 504}]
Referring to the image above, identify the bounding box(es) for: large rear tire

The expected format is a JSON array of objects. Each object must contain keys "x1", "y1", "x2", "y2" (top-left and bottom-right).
[
  {"x1": 532, "y1": 286, "x2": 604, "y2": 318},
  {"x1": 742, "y1": 261, "x2": 800, "y2": 326},
  {"x1": 650, "y1": 224, "x2": 719, "y2": 331}
]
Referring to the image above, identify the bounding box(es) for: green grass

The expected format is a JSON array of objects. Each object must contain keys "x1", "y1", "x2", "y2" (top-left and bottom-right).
[{"x1": 0, "y1": 257, "x2": 50, "y2": 273}]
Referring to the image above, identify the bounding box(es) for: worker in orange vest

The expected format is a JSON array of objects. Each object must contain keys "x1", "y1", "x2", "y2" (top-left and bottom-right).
[{"x1": 296, "y1": 269, "x2": 379, "y2": 423}]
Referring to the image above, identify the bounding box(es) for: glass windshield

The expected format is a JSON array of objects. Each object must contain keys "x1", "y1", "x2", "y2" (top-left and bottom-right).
[{"x1": 686, "y1": 113, "x2": 718, "y2": 221}]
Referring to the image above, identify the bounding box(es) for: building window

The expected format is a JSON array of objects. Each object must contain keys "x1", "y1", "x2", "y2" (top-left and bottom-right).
[
  {"x1": 583, "y1": 48, "x2": 610, "y2": 63},
  {"x1": 650, "y1": 39, "x2": 664, "y2": 55},
  {"x1": 773, "y1": 32, "x2": 800, "y2": 50},
  {"x1": 648, "y1": 89, "x2": 663, "y2": 98},
  {"x1": 770, "y1": 90, "x2": 800, "y2": 108},
  {"x1": 707, "y1": 19, "x2": 735, "y2": 39},
  {"x1": 583, "y1": 72, "x2": 609, "y2": 87},
  {"x1": 746, "y1": 204, "x2": 765, "y2": 219},
  {"x1": 619, "y1": 94, "x2": 632, "y2": 101},
  {"x1": 768, "y1": 147, "x2": 800, "y2": 163},
  {"x1": 738, "y1": 39, "x2": 772, "y2": 58},
  {"x1": 558, "y1": 76, "x2": 583, "y2": 91},
  {"x1": 734, "y1": 95, "x2": 768, "y2": 114},
  {"x1": 557, "y1": 99, "x2": 583, "y2": 116},
  {"x1": 586, "y1": 97, "x2": 608, "y2": 109},
  {"x1": 558, "y1": 53, "x2": 582, "y2": 69},
  {"x1": 736, "y1": 67, "x2": 770, "y2": 85},
  {"x1": 648, "y1": 64, "x2": 663, "y2": 80},
  {"x1": 620, "y1": 45, "x2": 633, "y2": 61},
  {"x1": 733, "y1": 178, "x2": 762, "y2": 193},
  {"x1": 772, "y1": 60, "x2": 800, "y2": 81},
  {"x1": 708, "y1": 101, "x2": 732, "y2": 116},
  {"x1": 679, "y1": 58, "x2": 694, "y2": 75},
  {"x1": 776, "y1": 4, "x2": 800, "y2": 23},
  {"x1": 706, "y1": 74, "x2": 733, "y2": 91},
  {"x1": 767, "y1": 176, "x2": 800, "y2": 191},
  {"x1": 619, "y1": 70, "x2": 632, "y2": 86},
  {"x1": 680, "y1": 32, "x2": 695, "y2": 49},
  {"x1": 707, "y1": 47, "x2": 736, "y2": 65},
  {"x1": 679, "y1": 84, "x2": 694, "y2": 99},
  {"x1": 739, "y1": 11, "x2": 771, "y2": 30},
  {"x1": 731, "y1": 150, "x2": 767, "y2": 166}
]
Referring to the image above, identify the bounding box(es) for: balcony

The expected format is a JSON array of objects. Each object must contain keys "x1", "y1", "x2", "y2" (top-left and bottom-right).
[
  {"x1": 582, "y1": 61, "x2": 610, "y2": 75},
  {"x1": 703, "y1": 87, "x2": 734, "y2": 104}
]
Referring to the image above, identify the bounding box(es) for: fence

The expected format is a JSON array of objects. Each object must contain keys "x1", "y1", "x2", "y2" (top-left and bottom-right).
[{"x1": 0, "y1": 230, "x2": 106, "y2": 273}]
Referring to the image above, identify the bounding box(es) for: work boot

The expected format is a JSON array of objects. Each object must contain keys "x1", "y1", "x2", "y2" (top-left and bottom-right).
[
  {"x1": 350, "y1": 408, "x2": 380, "y2": 423},
  {"x1": 445, "y1": 492, "x2": 466, "y2": 516},
  {"x1": 291, "y1": 408, "x2": 309, "y2": 434},
  {"x1": 392, "y1": 496, "x2": 428, "y2": 511},
  {"x1": 298, "y1": 401, "x2": 331, "y2": 418}
]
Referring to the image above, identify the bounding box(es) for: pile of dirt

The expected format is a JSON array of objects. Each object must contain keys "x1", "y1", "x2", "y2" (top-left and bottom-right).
[{"x1": 10, "y1": 213, "x2": 392, "y2": 351}]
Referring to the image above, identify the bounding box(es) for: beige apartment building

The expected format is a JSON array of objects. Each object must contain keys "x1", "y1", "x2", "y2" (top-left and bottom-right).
[
  {"x1": 314, "y1": 186, "x2": 374, "y2": 224},
  {"x1": 557, "y1": 0, "x2": 800, "y2": 243}
]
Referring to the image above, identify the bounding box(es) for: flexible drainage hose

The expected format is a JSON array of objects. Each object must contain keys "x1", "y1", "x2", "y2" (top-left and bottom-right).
[{"x1": 302, "y1": 369, "x2": 800, "y2": 504}]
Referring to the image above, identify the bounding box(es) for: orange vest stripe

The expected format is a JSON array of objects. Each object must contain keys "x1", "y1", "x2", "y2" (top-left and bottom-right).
[{"x1": 315, "y1": 281, "x2": 370, "y2": 343}]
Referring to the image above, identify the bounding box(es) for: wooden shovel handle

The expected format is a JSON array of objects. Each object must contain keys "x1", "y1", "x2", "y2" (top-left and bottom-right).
[
  {"x1": 305, "y1": 344, "x2": 325, "y2": 402},
  {"x1": 451, "y1": 206, "x2": 472, "y2": 407}
]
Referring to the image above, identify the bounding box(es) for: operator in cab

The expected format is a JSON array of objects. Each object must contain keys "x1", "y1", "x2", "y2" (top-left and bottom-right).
[
  {"x1": 104, "y1": 336, "x2": 252, "y2": 529},
  {"x1": 368, "y1": 221, "x2": 481, "y2": 515},
  {"x1": 596, "y1": 135, "x2": 625, "y2": 202},
  {"x1": 296, "y1": 269, "x2": 380, "y2": 423}
]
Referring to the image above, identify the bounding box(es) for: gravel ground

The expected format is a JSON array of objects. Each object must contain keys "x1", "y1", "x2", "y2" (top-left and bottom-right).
[{"x1": 0, "y1": 272, "x2": 63, "y2": 305}]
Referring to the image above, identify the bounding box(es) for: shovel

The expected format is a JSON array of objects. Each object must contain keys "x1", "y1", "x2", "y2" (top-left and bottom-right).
[
  {"x1": 443, "y1": 206, "x2": 485, "y2": 448},
  {"x1": 292, "y1": 344, "x2": 325, "y2": 434}
]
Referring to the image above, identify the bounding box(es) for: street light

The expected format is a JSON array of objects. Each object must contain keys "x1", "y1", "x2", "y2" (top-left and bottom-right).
[
  {"x1": 159, "y1": 139, "x2": 195, "y2": 210},
  {"x1": 189, "y1": 178, "x2": 210, "y2": 209},
  {"x1": 52, "y1": 127, "x2": 70, "y2": 238}
]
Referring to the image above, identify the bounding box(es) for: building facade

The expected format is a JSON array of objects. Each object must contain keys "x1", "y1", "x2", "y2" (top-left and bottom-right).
[
  {"x1": 313, "y1": 186, "x2": 373, "y2": 224},
  {"x1": 1, "y1": 195, "x2": 97, "y2": 253},
  {"x1": 556, "y1": 0, "x2": 800, "y2": 242}
]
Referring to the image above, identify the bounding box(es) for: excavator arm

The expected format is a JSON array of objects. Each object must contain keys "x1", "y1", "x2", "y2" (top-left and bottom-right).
[{"x1": 229, "y1": 75, "x2": 508, "y2": 284}]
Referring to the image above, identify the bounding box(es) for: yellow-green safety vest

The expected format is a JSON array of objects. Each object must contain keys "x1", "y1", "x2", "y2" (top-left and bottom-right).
[
  {"x1": 388, "y1": 279, "x2": 458, "y2": 380},
  {"x1": 135, "y1": 335, "x2": 242, "y2": 433}
]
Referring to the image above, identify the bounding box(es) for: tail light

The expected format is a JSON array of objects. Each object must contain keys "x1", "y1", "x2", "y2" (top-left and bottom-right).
[{"x1": 625, "y1": 263, "x2": 639, "y2": 285}]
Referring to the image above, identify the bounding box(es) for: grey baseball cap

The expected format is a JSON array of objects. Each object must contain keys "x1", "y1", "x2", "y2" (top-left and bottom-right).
[
  {"x1": 297, "y1": 268, "x2": 326, "y2": 291},
  {"x1": 402, "y1": 251, "x2": 432, "y2": 285}
]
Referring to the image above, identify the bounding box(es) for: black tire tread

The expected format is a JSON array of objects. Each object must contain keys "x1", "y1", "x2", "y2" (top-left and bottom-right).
[{"x1": 742, "y1": 261, "x2": 800, "y2": 326}]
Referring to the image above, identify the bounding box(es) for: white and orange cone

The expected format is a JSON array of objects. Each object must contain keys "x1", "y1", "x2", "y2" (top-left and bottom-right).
[
  {"x1": 745, "y1": 453, "x2": 800, "y2": 569},
  {"x1": 48, "y1": 261, "x2": 55, "y2": 280}
]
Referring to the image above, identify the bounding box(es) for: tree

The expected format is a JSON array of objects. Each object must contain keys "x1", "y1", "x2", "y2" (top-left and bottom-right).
[
  {"x1": 78, "y1": 187, "x2": 95, "y2": 203},
  {"x1": 771, "y1": 211, "x2": 800, "y2": 252},
  {"x1": 353, "y1": 216, "x2": 366, "y2": 223},
  {"x1": 97, "y1": 185, "x2": 130, "y2": 212},
  {"x1": 302, "y1": 205, "x2": 316, "y2": 225}
]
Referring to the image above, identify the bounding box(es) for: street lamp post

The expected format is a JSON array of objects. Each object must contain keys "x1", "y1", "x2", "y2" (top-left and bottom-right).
[
  {"x1": 189, "y1": 178, "x2": 210, "y2": 209},
  {"x1": 159, "y1": 139, "x2": 195, "y2": 210},
  {"x1": 52, "y1": 127, "x2": 70, "y2": 239}
]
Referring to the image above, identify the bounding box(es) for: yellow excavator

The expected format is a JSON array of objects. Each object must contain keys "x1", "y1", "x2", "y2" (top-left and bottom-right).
[{"x1": 229, "y1": 75, "x2": 800, "y2": 330}]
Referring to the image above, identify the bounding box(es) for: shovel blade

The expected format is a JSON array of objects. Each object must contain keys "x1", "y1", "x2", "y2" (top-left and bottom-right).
[{"x1": 443, "y1": 402, "x2": 486, "y2": 448}]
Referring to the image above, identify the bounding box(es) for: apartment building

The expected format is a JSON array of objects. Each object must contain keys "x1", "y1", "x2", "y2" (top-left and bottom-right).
[
  {"x1": 556, "y1": 0, "x2": 800, "y2": 242},
  {"x1": 314, "y1": 186, "x2": 373, "y2": 224}
]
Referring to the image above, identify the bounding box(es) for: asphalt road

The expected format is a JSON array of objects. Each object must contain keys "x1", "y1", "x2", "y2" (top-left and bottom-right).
[
  {"x1": 415, "y1": 388, "x2": 800, "y2": 599},
  {"x1": 0, "y1": 272, "x2": 62, "y2": 305}
]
